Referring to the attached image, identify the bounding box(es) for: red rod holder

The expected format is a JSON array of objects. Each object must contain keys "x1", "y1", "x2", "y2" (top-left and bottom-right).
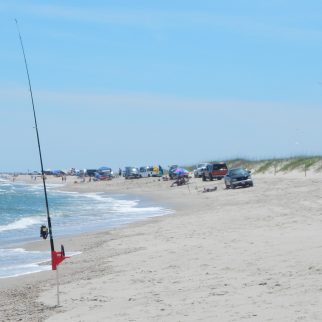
[{"x1": 51, "y1": 250, "x2": 69, "y2": 270}]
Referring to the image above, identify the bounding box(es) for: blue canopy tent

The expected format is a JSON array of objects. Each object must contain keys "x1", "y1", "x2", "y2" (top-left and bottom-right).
[
  {"x1": 98, "y1": 166, "x2": 111, "y2": 171},
  {"x1": 52, "y1": 169, "x2": 65, "y2": 176},
  {"x1": 95, "y1": 166, "x2": 113, "y2": 180}
]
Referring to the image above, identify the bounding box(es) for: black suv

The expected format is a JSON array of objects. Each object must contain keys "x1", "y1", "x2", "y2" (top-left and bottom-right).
[
  {"x1": 202, "y1": 163, "x2": 228, "y2": 181},
  {"x1": 224, "y1": 167, "x2": 253, "y2": 189},
  {"x1": 124, "y1": 167, "x2": 140, "y2": 179}
]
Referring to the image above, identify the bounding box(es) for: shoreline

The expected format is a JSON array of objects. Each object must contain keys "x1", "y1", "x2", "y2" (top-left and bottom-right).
[
  {"x1": 0, "y1": 176, "x2": 180, "y2": 322},
  {"x1": 2, "y1": 173, "x2": 322, "y2": 321},
  {"x1": 0, "y1": 176, "x2": 176, "y2": 276}
]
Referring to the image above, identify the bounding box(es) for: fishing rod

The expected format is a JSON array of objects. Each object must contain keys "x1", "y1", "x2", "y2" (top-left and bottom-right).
[
  {"x1": 15, "y1": 20, "x2": 68, "y2": 280},
  {"x1": 15, "y1": 19, "x2": 55, "y2": 253}
]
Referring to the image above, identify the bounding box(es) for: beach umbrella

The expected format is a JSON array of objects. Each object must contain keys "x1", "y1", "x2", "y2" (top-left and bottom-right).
[
  {"x1": 174, "y1": 167, "x2": 189, "y2": 175},
  {"x1": 52, "y1": 169, "x2": 63, "y2": 175},
  {"x1": 98, "y1": 166, "x2": 111, "y2": 171}
]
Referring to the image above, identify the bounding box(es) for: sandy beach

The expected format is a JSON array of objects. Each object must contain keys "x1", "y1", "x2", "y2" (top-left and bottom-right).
[{"x1": 1, "y1": 172, "x2": 322, "y2": 321}]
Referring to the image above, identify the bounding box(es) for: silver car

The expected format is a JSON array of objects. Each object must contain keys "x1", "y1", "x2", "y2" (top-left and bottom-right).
[{"x1": 193, "y1": 163, "x2": 209, "y2": 178}]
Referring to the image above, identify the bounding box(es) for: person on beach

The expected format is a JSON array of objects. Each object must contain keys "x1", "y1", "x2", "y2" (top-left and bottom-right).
[{"x1": 159, "y1": 165, "x2": 164, "y2": 176}]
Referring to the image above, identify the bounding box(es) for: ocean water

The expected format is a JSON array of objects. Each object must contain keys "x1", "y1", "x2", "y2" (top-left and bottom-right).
[{"x1": 0, "y1": 178, "x2": 172, "y2": 278}]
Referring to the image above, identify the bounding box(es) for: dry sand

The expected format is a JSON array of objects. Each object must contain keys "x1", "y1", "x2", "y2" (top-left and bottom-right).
[{"x1": 1, "y1": 172, "x2": 322, "y2": 321}]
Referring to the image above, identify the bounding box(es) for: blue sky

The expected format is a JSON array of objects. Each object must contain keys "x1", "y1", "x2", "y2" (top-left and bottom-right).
[{"x1": 1, "y1": 1, "x2": 322, "y2": 172}]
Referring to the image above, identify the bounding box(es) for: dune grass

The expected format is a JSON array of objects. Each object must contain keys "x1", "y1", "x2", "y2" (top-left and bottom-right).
[
  {"x1": 279, "y1": 157, "x2": 321, "y2": 172},
  {"x1": 255, "y1": 159, "x2": 282, "y2": 173},
  {"x1": 188, "y1": 156, "x2": 322, "y2": 174}
]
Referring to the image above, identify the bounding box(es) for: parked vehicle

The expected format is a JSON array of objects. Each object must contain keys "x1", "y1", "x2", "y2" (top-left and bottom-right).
[
  {"x1": 95, "y1": 167, "x2": 113, "y2": 180},
  {"x1": 52, "y1": 170, "x2": 66, "y2": 177},
  {"x1": 147, "y1": 166, "x2": 154, "y2": 176},
  {"x1": 202, "y1": 162, "x2": 228, "y2": 181},
  {"x1": 139, "y1": 167, "x2": 153, "y2": 178},
  {"x1": 224, "y1": 167, "x2": 253, "y2": 189},
  {"x1": 76, "y1": 169, "x2": 86, "y2": 177},
  {"x1": 123, "y1": 167, "x2": 131, "y2": 177},
  {"x1": 152, "y1": 165, "x2": 164, "y2": 177},
  {"x1": 86, "y1": 169, "x2": 98, "y2": 177},
  {"x1": 95, "y1": 171, "x2": 112, "y2": 181},
  {"x1": 168, "y1": 165, "x2": 179, "y2": 179},
  {"x1": 193, "y1": 163, "x2": 209, "y2": 178},
  {"x1": 124, "y1": 167, "x2": 140, "y2": 179}
]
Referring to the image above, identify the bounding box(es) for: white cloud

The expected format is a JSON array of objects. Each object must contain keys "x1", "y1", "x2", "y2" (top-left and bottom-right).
[
  {"x1": 3, "y1": 2, "x2": 322, "y2": 41},
  {"x1": 0, "y1": 85, "x2": 315, "y2": 113}
]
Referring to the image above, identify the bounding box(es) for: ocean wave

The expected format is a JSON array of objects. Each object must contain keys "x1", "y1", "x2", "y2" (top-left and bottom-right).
[
  {"x1": 111, "y1": 205, "x2": 167, "y2": 213},
  {"x1": 51, "y1": 190, "x2": 80, "y2": 195},
  {"x1": 0, "y1": 183, "x2": 174, "y2": 253},
  {"x1": 48, "y1": 193, "x2": 171, "y2": 219},
  {"x1": 46, "y1": 183, "x2": 65, "y2": 189},
  {"x1": 23, "y1": 184, "x2": 44, "y2": 191},
  {"x1": 0, "y1": 248, "x2": 27, "y2": 254},
  {"x1": 0, "y1": 265, "x2": 51, "y2": 278},
  {"x1": 0, "y1": 182, "x2": 13, "y2": 187},
  {"x1": 0, "y1": 249, "x2": 81, "y2": 278},
  {"x1": 0, "y1": 216, "x2": 44, "y2": 232}
]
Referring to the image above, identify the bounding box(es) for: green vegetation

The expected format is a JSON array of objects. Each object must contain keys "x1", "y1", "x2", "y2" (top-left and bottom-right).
[
  {"x1": 256, "y1": 159, "x2": 282, "y2": 174},
  {"x1": 188, "y1": 156, "x2": 322, "y2": 174},
  {"x1": 226, "y1": 159, "x2": 261, "y2": 170},
  {"x1": 279, "y1": 157, "x2": 321, "y2": 172}
]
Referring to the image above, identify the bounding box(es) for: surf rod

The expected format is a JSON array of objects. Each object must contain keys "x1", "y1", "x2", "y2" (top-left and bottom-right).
[{"x1": 15, "y1": 19, "x2": 55, "y2": 253}]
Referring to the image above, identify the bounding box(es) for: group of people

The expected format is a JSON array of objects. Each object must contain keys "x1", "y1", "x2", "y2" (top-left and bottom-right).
[{"x1": 171, "y1": 175, "x2": 189, "y2": 187}]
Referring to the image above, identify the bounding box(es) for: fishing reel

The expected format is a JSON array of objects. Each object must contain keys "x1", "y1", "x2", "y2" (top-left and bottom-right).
[{"x1": 40, "y1": 225, "x2": 48, "y2": 240}]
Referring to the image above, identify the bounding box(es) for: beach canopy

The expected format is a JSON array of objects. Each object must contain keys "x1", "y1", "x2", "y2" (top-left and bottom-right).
[
  {"x1": 52, "y1": 169, "x2": 64, "y2": 175},
  {"x1": 174, "y1": 167, "x2": 189, "y2": 175},
  {"x1": 98, "y1": 166, "x2": 111, "y2": 171}
]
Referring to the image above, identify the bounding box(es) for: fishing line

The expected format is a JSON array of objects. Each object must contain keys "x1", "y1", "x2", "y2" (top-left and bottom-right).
[{"x1": 14, "y1": 19, "x2": 55, "y2": 252}]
